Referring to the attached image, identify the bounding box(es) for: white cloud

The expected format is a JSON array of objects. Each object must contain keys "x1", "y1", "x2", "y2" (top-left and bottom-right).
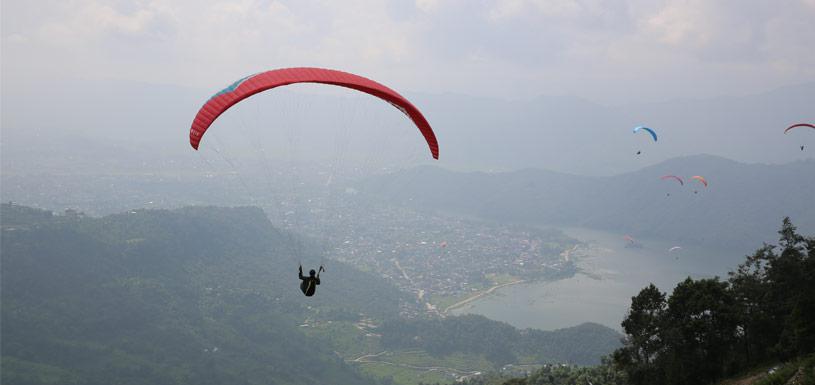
[
  {"x1": 34, "y1": 1, "x2": 177, "y2": 43},
  {"x1": 415, "y1": 0, "x2": 443, "y2": 14},
  {"x1": 5, "y1": 33, "x2": 28, "y2": 44},
  {"x1": 2, "y1": 0, "x2": 813, "y2": 103},
  {"x1": 645, "y1": 1, "x2": 708, "y2": 46}
]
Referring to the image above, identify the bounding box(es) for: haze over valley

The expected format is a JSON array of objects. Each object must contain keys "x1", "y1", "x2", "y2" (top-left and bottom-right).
[{"x1": 3, "y1": 1, "x2": 814, "y2": 384}]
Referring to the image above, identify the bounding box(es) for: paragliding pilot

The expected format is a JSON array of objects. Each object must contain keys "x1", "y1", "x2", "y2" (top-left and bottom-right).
[{"x1": 299, "y1": 265, "x2": 323, "y2": 297}]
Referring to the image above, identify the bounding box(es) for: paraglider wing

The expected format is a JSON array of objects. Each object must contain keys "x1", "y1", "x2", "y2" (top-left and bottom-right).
[
  {"x1": 190, "y1": 67, "x2": 439, "y2": 159},
  {"x1": 660, "y1": 175, "x2": 684, "y2": 185},
  {"x1": 633, "y1": 126, "x2": 658, "y2": 141},
  {"x1": 669, "y1": 246, "x2": 682, "y2": 252},
  {"x1": 691, "y1": 175, "x2": 708, "y2": 187},
  {"x1": 624, "y1": 235, "x2": 635, "y2": 243},
  {"x1": 784, "y1": 123, "x2": 815, "y2": 133}
]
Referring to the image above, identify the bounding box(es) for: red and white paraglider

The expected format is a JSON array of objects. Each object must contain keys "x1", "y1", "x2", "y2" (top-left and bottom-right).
[
  {"x1": 190, "y1": 67, "x2": 439, "y2": 159},
  {"x1": 785, "y1": 123, "x2": 814, "y2": 151}
]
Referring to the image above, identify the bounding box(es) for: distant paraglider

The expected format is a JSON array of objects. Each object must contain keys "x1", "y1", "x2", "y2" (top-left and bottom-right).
[
  {"x1": 669, "y1": 246, "x2": 682, "y2": 260},
  {"x1": 661, "y1": 175, "x2": 683, "y2": 196},
  {"x1": 691, "y1": 175, "x2": 708, "y2": 187},
  {"x1": 691, "y1": 175, "x2": 708, "y2": 194},
  {"x1": 784, "y1": 123, "x2": 815, "y2": 133},
  {"x1": 624, "y1": 234, "x2": 642, "y2": 248},
  {"x1": 784, "y1": 123, "x2": 813, "y2": 151},
  {"x1": 633, "y1": 126, "x2": 658, "y2": 141},
  {"x1": 661, "y1": 175, "x2": 684, "y2": 185},
  {"x1": 633, "y1": 125, "x2": 657, "y2": 155}
]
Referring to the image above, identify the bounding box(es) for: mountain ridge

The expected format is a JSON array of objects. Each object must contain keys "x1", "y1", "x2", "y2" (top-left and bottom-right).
[{"x1": 360, "y1": 154, "x2": 815, "y2": 251}]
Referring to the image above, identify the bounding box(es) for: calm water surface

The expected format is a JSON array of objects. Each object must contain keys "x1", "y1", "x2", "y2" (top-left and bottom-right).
[{"x1": 452, "y1": 227, "x2": 744, "y2": 331}]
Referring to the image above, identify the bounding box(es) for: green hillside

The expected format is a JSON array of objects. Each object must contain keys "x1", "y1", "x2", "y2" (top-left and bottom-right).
[
  {"x1": 1, "y1": 203, "x2": 623, "y2": 385},
  {"x1": 0, "y1": 203, "x2": 400, "y2": 385}
]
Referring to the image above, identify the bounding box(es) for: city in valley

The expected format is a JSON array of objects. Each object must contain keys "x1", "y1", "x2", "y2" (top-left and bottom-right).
[{"x1": 3, "y1": 170, "x2": 580, "y2": 318}]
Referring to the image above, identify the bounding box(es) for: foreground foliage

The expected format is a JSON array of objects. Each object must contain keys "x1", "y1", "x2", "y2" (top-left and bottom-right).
[
  {"x1": 473, "y1": 218, "x2": 814, "y2": 385},
  {"x1": 613, "y1": 217, "x2": 814, "y2": 385}
]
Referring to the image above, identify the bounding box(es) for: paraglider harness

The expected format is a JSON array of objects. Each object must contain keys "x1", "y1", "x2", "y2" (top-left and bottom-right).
[{"x1": 299, "y1": 265, "x2": 323, "y2": 297}]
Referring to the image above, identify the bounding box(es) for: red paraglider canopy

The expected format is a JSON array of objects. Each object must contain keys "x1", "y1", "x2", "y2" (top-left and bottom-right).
[
  {"x1": 784, "y1": 123, "x2": 815, "y2": 134},
  {"x1": 691, "y1": 175, "x2": 708, "y2": 187},
  {"x1": 660, "y1": 175, "x2": 684, "y2": 185},
  {"x1": 190, "y1": 67, "x2": 439, "y2": 159}
]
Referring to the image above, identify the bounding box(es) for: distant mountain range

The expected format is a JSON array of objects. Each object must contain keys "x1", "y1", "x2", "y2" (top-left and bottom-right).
[
  {"x1": 413, "y1": 82, "x2": 815, "y2": 175},
  {"x1": 2, "y1": 79, "x2": 813, "y2": 176},
  {"x1": 359, "y1": 154, "x2": 815, "y2": 250}
]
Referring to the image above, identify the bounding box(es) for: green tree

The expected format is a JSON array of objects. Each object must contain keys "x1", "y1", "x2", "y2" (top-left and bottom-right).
[
  {"x1": 773, "y1": 218, "x2": 815, "y2": 358},
  {"x1": 661, "y1": 278, "x2": 738, "y2": 384},
  {"x1": 613, "y1": 284, "x2": 666, "y2": 385},
  {"x1": 729, "y1": 245, "x2": 777, "y2": 366}
]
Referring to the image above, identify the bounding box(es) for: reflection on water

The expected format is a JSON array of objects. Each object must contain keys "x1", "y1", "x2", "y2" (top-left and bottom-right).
[{"x1": 452, "y1": 227, "x2": 744, "y2": 331}]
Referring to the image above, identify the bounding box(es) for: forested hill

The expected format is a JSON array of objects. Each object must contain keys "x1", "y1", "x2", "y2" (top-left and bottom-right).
[
  {"x1": 0, "y1": 203, "x2": 407, "y2": 385},
  {"x1": 360, "y1": 155, "x2": 815, "y2": 249},
  {"x1": 380, "y1": 317, "x2": 621, "y2": 366},
  {"x1": 1, "y1": 204, "x2": 627, "y2": 385}
]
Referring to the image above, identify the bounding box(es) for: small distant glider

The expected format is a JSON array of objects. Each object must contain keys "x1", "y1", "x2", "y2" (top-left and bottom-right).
[
  {"x1": 661, "y1": 175, "x2": 684, "y2": 185},
  {"x1": 633, "y1": 126, "x2": 658, "y2": 142},
  {"x1": 784, "y1": 123, "x2": 814, "y2": 133}
]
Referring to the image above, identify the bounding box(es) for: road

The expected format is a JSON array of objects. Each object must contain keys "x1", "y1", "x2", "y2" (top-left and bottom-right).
[{"x1": 443, "y1": 279, "x2": 526, "y2": 314}]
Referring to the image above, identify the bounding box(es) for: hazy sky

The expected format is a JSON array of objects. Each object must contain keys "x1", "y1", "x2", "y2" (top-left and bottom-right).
[{"x1": 3, "y1": 0, "x2": 814, "y2": 104}]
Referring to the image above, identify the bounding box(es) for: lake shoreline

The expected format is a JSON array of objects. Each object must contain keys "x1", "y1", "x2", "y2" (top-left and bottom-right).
[
  {"x1": 443, "y1": 278, "x2": 527, "y2": 314},
  {"x1": 449, "y1": 226, "x2": 738, "y2": 331}
]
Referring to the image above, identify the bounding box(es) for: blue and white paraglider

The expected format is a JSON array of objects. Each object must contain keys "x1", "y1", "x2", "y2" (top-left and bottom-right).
[{"x1": 633, "y1": 125, "x2": 657, "y2": 155}]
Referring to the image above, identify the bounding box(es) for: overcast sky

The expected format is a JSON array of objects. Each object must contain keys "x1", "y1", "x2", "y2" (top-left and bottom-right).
[{"x1": 3, "y1": 0, "x2": 814, "y2": 104}]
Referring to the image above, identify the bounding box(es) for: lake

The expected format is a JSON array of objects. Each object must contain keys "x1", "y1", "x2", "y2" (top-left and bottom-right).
[{"x1": 451, "y1": 227, "x2": 746, "y2": 331}]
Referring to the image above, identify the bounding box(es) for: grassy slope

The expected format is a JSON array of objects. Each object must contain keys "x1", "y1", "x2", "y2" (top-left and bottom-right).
[{"x1": 1, "y1": 204, "x2": 624, "y2": 385}]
